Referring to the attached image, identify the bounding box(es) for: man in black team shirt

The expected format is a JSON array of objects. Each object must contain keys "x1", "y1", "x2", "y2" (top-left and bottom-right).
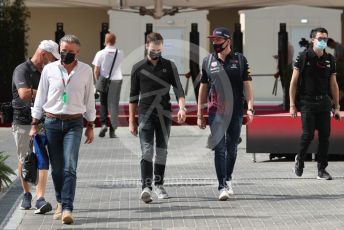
[
  {"x1": 129, "y1": 32, "x2": 186, "y2": 203},
  {"x1": 290, "y1": 27, "x2": 341, "y2": 180}
]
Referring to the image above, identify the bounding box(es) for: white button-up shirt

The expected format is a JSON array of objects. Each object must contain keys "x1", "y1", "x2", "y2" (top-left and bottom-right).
[
  {"x1": 31, "y1": 60, "x2": 96, "y2": 122},
  {"x1": 92, "y1": 46, "x2": 123, "y2": 80}
]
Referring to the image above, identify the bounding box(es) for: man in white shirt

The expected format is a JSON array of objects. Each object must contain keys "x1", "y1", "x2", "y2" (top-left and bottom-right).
[
  {"x1": 93, "y1": 33, "x2": 124, "y2": 138},
  {"x1": 30, "y1": 35, "x2": 96, "y2": 225}
]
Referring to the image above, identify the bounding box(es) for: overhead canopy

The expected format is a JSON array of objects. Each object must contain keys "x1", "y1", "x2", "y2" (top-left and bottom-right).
[{"x1": 22, "y1": 0, "x2": 344, "y2": 9}]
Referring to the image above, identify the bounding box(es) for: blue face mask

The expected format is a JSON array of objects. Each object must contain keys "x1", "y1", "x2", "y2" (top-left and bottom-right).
[{"x1": 316, "y1": 40, "x2": 327, "y2": 50}]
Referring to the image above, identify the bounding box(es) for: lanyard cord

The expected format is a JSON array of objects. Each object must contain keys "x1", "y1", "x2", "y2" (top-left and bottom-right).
[{"x1": 59, "y1": 67, "x2": 74, "y2": 90}]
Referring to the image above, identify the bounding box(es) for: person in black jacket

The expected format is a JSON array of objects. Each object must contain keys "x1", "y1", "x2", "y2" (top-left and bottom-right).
[
  {"x1": 289, "y1": 27, "x2": 341, "y2": 180},
  {"x1": 129, "y1": 32, "x2": 186, "y2": 203}
]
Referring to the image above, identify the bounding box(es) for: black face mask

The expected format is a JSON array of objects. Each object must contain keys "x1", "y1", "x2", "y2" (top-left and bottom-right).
[
  {"x1": 149, "y1": 51, "x2": 161, "y2": 60},
  {"x1": 60, "y1": 51, "x2": 76, "y2": 65},
  {"x1": 213, "y1": 41, "x2": 228, "y2": 53}
]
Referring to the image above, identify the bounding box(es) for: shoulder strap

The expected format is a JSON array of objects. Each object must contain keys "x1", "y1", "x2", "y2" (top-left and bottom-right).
[
  {"x1": 108, "y1": 49, "x2": 118, "y2": 77},
  {"x1": 205, "y1": 53, "x2": 214, "y2": 83},
  {"x1": 206, "y1": 53, "x2": 213, "y2": 71},
  {"x1": 299, "y1": 51, "x2": 308, "y2": 75},
  {"x1": 296, "y1": 51, "x2": 308, "y2": 97}
]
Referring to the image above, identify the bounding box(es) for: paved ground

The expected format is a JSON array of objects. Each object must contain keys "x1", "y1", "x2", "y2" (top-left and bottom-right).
[{"x1": 0, "y1": 126, "x2": 344, "y2": 230}]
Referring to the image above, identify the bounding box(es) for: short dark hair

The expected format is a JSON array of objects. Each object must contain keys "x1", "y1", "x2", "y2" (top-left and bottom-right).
[
  {"x1": 146, "y1": 32, "x2": 163, "y2": 45},
  {"x1": 310, "y1": 27, "x2": 328, "y2": 38}
]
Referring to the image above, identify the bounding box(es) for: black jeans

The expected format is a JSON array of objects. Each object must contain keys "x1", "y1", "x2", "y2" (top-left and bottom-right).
[
  {"x1": 297, "y1": 111, "x2": 331, "y2": 169},
  {"x1": 139, "y1": 112, "x2": 171, "y2": 190}
]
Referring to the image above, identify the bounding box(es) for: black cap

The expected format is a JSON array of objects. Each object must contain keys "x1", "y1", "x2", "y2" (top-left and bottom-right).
[{"x1": 208, "y1": 27, "x2": 231, "y2": 39}]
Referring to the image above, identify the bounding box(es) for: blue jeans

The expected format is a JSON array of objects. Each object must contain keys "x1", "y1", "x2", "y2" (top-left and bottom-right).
[
  {"x1": 208, "y1": 111, "x2": 243, "y2": 190},
  {"x1": 44, "y1": 117, "x2": 83, "y2": 212}
]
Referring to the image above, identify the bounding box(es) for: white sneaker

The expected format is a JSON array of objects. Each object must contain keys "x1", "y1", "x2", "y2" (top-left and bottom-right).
[
  {"x1": 218, "y1": 188, "x2": 230, "y2": 201},
  {"x1": 154, "y1": 185, "x2": 169, "y2": 199},
  {"x1": 226, "y1": 183, "x2": 234, "y2": 195},
  {"x1": 140, "y1": 187, "x2": 153, "y2": 203}
]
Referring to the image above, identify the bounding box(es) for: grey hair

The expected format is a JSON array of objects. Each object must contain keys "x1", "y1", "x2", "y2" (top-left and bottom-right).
[{"x1": 59, "y1": 34, "x2": 81, "y2": 46}]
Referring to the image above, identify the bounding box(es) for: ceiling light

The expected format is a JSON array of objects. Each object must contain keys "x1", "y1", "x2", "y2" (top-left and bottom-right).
[{"x1": 301, "y1": 19, "x2": 308, "y2": 24}]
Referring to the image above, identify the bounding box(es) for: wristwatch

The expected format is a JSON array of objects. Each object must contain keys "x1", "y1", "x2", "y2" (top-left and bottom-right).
[
  {"x1": 87, "y1": 122, "x2": 95, "y2": 129},
  {"x1": 179, "y1": 106, "x2": 187, "y2": 112}
]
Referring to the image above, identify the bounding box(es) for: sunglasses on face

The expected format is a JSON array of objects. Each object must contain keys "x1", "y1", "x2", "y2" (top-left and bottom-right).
[{"x1": 316, "y1": 37, "x2": 328, "y2": 42}]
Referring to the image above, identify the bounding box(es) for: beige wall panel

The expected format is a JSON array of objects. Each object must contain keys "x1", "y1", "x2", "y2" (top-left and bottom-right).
[
  {"x1": 27, "y1": 7, "x2": 108, "y2": 65},
  {"x1": 207, "y1": 8, "x2": 243, "y2": 50}
]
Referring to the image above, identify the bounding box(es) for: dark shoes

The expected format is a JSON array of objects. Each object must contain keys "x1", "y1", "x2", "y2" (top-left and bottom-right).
[
  {"x1": 294, "y1": 155, "x2": 333, "y2": 180},
  {"x1": 20, "y1": 193, "x2": 52, "y2": 214},
  {"x1": 98, "y1": 125, "x2": 108, "y2": 137},
  {"x1": 293, "y1": 156, "x2": 304, "y2": 177},
  {"x1": 109, "y1": 130, "x2": 117, "y2": 138},
  {"x1": 317, "y1": 169, "x2": 333, "y2": 180},
  {"x1": 34, "y1": 197, "x2": 52, "y2": 214},
  {"x1": 21, "y1": 192, "x2": 32, "y2": 210},
  {"x1": 99, "y1": 125, "x2": 117, "y2": 138}
]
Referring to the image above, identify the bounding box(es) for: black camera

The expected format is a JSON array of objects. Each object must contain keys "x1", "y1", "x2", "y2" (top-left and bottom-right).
[{"x1": 299, "y1": 38, "x2": 309, "y2": 49}]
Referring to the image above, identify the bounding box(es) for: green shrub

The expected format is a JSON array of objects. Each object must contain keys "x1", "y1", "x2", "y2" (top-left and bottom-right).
[{"x1": 0, "y1": 152, "x2": 16, "y2": 191}]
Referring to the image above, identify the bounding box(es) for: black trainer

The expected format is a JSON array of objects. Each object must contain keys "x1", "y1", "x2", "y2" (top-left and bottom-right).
[
  {"x1": 109, "y1": 131, "x2": 116, "y2": 138},
  {"x1": 317, "y1": 169, "x2": 333, "y2": 180},
  {"x1": 98, "y1": 125, "x2": 108, "y2": 137},
  {"x1": 293, "y1": 156, "x2": 304, "y2": 177},
  {"x1": 20, "y1": 192, "x2": 32, "y2": 210},
  {"x1": 34, "y1": 197, "x2": 52, "y2": 214}
]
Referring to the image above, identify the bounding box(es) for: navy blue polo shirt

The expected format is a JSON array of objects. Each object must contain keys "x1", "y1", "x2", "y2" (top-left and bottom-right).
[{"x1": 201, "y1": 52, "x2": 251, "y2": 112}]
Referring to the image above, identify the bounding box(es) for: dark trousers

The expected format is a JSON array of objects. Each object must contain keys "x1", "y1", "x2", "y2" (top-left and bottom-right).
[
  {"x1": 139, "y1": 112, "x2": 171, "y2": 190},
  {"x1": 99, "y1": 91, "x2": 113, "y2": 131},
  {"x1": 297, "y1": 111, "x2": 331, "y2": 169}
]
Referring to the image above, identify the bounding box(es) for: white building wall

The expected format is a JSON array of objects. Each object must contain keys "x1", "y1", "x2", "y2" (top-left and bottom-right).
[{"x1": 108, "y1": 10, "x2": 209, "y2": 103}]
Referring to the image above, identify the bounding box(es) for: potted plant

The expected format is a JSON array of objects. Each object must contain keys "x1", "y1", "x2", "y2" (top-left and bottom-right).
[{"x1": 0, "y1": 152, "x2": 15, "y2": 191}]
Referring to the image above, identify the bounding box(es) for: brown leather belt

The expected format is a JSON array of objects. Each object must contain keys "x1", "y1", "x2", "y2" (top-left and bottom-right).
[{"x1": 45, "y1": 112, "x2": 83, "y2": 121}]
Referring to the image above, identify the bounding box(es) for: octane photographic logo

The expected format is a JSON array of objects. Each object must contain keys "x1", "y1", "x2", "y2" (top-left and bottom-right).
[{"x1": 103, "y1": 38, "x2": 234, "y2": 188}]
